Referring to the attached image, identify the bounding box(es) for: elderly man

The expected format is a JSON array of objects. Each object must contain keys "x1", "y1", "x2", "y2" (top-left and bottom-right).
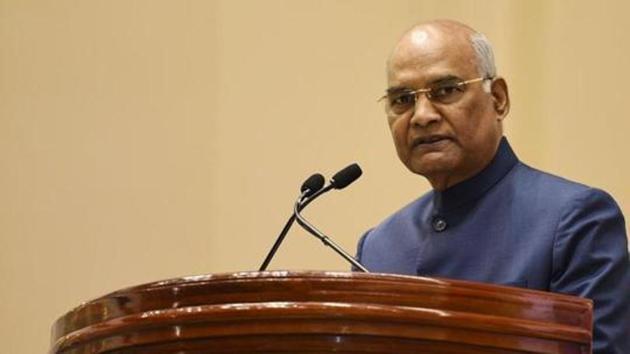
[{"x1": 355, "y1": 20, "x2": 630, "y2": 353}]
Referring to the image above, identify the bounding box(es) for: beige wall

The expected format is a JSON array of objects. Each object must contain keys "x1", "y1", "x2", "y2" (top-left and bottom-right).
[{"x1": 1, "y1": 1, "x2": 629, "y2": 352}]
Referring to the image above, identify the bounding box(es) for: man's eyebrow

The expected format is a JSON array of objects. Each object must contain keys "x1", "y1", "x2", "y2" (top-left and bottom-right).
[
  {"x1": 386, "y1": 86, "x2": 409, "y2": 95},
  {"x1": 386, "y1": 75, "x2": 463, "y2": 93},
  {"x1": 428, "y1": 75, "x2": 462, "y2": 85}
]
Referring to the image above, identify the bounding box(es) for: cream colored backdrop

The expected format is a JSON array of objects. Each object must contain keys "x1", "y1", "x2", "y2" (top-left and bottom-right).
[{"x1": 2, "y1": 1, "x2": 629, "y2": 353}]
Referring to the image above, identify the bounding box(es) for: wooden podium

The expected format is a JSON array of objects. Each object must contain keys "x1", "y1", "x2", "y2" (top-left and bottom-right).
[{"x1": 50, "y1": 271, "x2": 592, "y2": 353}]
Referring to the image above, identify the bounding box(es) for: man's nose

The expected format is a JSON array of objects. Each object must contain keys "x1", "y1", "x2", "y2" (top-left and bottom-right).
[{"x1": 409, "y1": 95, "x2": 441, "y2": 127}]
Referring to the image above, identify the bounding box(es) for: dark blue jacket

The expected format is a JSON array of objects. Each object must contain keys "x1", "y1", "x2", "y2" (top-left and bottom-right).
[{"x1": 356, "y1": 138, "x2": 630, "y2": 353}]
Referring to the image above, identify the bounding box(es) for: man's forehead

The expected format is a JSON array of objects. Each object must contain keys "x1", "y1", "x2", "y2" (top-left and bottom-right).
[
  {"x1": 387, "y1": 25, "x2": 477, "y2": 86},
  {"x1": 387, "y1": 48, "x2": 473, "y2": 88}
]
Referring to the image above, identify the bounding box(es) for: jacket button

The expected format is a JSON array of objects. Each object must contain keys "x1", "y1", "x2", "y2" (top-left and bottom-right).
[{"x1": 432, "y1": 217, "x2": 447, "y2": 232}]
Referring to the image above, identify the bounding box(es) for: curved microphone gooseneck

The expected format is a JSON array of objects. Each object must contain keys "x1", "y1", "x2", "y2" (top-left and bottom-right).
[
  {"x1": 293, "y1": 163, "x2": 369, "y2": 272},
  {"x1": 259, "y1": 163, "x2": 369, "y2": 272},
  {"x1": 258, "y1": 173, "x2": 325, "y2": 271}
]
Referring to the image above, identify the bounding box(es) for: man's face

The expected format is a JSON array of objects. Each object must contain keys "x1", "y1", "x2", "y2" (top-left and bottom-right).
[{"x1": 386, "y1": 27, "x2": 505, "y2": 190}]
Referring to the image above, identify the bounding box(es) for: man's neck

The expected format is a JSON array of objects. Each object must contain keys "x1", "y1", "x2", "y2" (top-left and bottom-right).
[
  {"x1": 428, "y1": 171, "x2": 477, "y2": 192},
  {"x1": 426, "y1": 138, "x2": 504, "y2": 192}
]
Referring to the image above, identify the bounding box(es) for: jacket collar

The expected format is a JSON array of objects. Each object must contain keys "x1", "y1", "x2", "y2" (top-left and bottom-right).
[{"x1": 433, "y1": 137, "x2": 518, "y2": 213}]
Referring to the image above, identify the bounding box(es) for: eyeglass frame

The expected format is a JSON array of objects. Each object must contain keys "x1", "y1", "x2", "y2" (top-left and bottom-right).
[{"x1": 378, "y1": 76, "x2": 494, "y2": 114}]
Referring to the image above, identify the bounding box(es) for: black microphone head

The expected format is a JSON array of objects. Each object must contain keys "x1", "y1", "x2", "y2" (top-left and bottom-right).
[
  {"x1": 330, "y1": 163, "x2": 362, "y2": 189},
  {"x1": 301, "y1": 173, "x2": 325, "y2": 198}
]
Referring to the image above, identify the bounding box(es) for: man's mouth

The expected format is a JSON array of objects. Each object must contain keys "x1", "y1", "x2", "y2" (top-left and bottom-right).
[{"x1": 412, "y1": 135, "x2": 451, "y2": 147}]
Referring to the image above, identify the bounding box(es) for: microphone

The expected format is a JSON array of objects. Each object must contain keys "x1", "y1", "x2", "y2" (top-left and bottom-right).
[
  {"x1": 259, "y1": 163, "x2": 369, "y2": 272},
  {"x1": 300, "y1": 173, "x2": 325, "y2": 199},
  {"x1": 258, "y1": 173, "x2": 325, "y2": 271},
  {"x1": 300, "y1": 163, "x2": 363, "y2": 208},
  {"x1": 293, "y1": 163, "x2": 369, "y2": 272},
  {"x1": 330, "y1": 163, "x2": 362, "y2": 189}
]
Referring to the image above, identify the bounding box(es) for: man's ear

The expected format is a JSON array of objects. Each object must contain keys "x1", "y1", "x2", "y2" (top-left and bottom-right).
[{"x1": 490, "y1": 77, "x2": 510, "y2": 121}]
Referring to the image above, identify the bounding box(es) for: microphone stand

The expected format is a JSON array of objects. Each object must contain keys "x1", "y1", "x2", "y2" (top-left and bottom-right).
[
  {"x1": 258, "y1": 162, "x2": 363, "y2": 272},
  {"x1": 293, "y1": 197, "x2": 369, "y2": 272},
  {"x1": 258, "y1": 185, "x2": 334, "y2": 271}
]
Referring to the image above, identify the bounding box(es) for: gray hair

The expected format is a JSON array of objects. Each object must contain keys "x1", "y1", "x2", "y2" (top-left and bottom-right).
[{"x1": 470, "y1": 32, "x2": 496, "y2": 91}]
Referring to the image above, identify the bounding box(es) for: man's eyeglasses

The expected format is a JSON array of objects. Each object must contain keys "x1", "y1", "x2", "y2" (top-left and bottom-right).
[{"x1": 379, "y1": 76, "x2": 492, "y2": 115}]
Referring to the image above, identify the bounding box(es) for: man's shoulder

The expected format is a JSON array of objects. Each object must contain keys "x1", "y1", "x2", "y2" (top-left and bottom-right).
[
  {"x1": 514, "y1": 162, "x2": 588, "y2": 190},
  {"x1": 506, "y1": 162, "x2": 622, "y2": 217},
  {"x1": 511, "y1": 162, "x2": 593, "y2": 199}
]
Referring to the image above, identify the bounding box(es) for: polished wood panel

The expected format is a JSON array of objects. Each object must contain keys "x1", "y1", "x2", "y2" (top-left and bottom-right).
[{"x1": 50, "y1": 271, "x2": 592, "y2": 353}]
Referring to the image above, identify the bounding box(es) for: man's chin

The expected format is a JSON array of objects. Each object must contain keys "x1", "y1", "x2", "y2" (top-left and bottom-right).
[{"x1": 406, "y1": 156, "x2": 459, "y2": 180}]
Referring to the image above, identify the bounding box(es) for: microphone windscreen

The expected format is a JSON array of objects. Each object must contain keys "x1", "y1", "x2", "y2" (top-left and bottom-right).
[
  {"x1": 301, "y1": 173, "x2": 325, "y2": 197},
  {"x1": 331, "y1": 163, "x2": 362, "y2": 189}
]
